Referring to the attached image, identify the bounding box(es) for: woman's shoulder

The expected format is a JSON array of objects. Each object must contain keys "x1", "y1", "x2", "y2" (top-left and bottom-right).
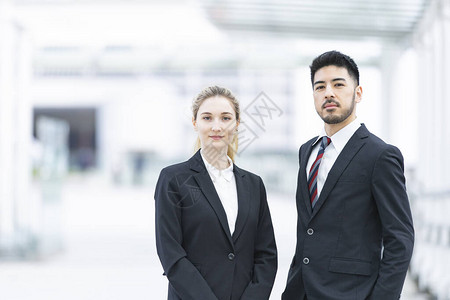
[
  {"x1": 155, "y1": 160, "x2": 193, "y2": 191},
  {"x1": 160, "y1": 160, "x2": 191, "y2": 177},
  {"x1": 233, "y1": 164, "x2": 263, "y2": 182}
]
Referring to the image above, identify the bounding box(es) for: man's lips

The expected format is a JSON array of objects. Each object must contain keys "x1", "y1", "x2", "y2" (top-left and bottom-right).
[{"x1": 323, "y1": 101, "x2": 339, "y2": 109}]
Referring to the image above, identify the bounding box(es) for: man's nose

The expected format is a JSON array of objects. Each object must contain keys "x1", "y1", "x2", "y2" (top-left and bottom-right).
[{"x1": 324, "y1": 84, "x2": 335, "y2": 98}]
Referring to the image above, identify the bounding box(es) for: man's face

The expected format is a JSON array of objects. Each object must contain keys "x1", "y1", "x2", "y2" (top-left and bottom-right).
[{"x1": 312, "y1": 65, "x2": 362, "y2": 125}]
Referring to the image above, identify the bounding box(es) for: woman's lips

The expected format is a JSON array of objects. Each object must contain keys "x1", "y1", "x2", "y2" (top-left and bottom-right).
[{"x1": 210, "y1": 135, "x2": 224, "y2": 140}]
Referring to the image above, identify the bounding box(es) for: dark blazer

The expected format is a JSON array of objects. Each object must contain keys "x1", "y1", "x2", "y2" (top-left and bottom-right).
[
  {"x1": 155, "y1": 150, "x2": 277, "y2": 300},
  {"x1": 282, "y1": 124, "x2": 414, "y2": 300}
]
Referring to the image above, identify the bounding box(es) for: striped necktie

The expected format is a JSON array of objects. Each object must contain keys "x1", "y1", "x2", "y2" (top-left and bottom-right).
[{"x1": 308, "y1": 136, "x2": 331, "y2": 208}]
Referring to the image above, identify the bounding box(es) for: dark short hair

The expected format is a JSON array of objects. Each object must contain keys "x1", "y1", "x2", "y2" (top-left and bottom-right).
[{"x1": 310, "y1": 50, "x2": 359, "y2": 86}]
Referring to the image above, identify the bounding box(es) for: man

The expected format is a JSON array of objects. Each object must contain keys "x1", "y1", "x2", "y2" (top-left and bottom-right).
[{"x1": 282, "y1": 51, "x2": 414, "y2": 300}]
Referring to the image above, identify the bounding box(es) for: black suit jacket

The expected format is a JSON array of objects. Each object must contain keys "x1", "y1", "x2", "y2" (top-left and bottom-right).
[
  {"x1": 155, "y1": 150, "x2": 277, "y2": 300},
  {"x1": 282, "y1": 124, "x2": 414, "y2": 300}
]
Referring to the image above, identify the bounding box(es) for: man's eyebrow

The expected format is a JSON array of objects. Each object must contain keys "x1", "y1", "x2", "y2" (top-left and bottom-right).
[{"x1": 313, "y1": 78, "x2": 346, "y2": 86}]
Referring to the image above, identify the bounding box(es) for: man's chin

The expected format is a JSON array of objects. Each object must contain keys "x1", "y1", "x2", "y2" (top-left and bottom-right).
[{"x1": 322, "y1": 115, "x2": 345, "y2": 125}]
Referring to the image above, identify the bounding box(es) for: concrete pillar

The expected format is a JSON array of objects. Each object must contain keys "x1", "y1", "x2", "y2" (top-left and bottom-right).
[
  {"x1": 413, "y1": 0, "x2": 449, "y2": 194},
  {"x1": 0, "y1": 0, "x2": 33, "y2": 256},
  {"x1": 441, "y1": 0, "x2": 450, "y2": 191},
  {"x1": 379, "y1": 43, "x2": 403, "y2": 143},
  {"x1": 416, "y1": 33, "x2": 434, "y2": 192},
  {"x1": 0, "y1": 0, "x2": 16, "y2": 245},
  {"x1": 432, "y1": 8, "x2": 447, "y2": 191}
]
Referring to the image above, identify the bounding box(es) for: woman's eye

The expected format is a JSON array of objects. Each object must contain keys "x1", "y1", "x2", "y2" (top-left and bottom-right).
[
  {"x1": 223, "y1": 117, "x2": 231, "y2": 121},
  {"x1": 203, "y1": 116, "x2": 211, "y2": 120}
]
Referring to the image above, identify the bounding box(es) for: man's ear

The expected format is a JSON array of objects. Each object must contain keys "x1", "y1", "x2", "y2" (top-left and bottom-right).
[{"x1": 355, "y1": 85, "x2": 363, "y2": 103}]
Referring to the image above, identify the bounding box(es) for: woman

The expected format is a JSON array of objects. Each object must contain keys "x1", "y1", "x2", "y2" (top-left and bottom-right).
[{"x1": 155, "y1": 86, "x2": 277, "y2": 300}]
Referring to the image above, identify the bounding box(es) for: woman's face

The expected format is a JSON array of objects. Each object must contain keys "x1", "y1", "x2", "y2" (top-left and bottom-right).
[{"x1": 193, "y1": 96, "x2": 239, "y2": 155}]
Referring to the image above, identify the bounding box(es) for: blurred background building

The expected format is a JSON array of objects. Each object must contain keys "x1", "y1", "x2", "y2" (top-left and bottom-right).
[{"x1": 0, "y1": 0, "x2": 448, "y2": 299}]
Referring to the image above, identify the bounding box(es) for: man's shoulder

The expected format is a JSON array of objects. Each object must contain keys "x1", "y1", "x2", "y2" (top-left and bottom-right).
[
  {"x1": 359, "y1": 127, "x2": 403, "y2": 159},
  {"x1": 364, "y1": 128, "x2": 397, "y2": 148}
]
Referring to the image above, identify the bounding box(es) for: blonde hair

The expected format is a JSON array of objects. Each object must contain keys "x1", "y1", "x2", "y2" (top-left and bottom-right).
[{"x1": 192, "y1": 86, "x2": 240, "y2": 161}]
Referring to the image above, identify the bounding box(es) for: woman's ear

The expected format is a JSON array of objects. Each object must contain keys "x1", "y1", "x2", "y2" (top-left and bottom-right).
[{"x1": 192, "y1": 117, "x2": 197, "y2": 131}]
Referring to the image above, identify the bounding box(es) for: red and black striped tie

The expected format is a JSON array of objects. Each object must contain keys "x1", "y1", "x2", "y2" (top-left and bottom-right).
[{"x1": 307, "y1": 136, "x2": 331, "y2": 208}]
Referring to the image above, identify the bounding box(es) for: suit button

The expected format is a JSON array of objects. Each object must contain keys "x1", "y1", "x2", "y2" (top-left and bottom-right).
[
  {"x1": 303, "y1": 257, "x2": 310, "y2": 265},
  {"x1": 228, "y1": 253, "x2": 235, "y2": 260},
  {"x1": 307, "y1": 228, "x2": 314, "y2": 235}
]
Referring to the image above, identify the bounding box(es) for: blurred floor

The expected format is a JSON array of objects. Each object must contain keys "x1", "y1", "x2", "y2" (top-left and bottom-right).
[{"x1": 0, "y1": 174, "x2": 430, "y2": 299}]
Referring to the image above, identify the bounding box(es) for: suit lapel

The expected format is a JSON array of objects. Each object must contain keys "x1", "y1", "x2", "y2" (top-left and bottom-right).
[
  {"x1": 299, "y1": 137, "x2": 317, "y2": 217},
  {"x1": 310, "y1": 125, "x2": 369, "y2": 218},
  {"x1": 189, "y1": 151, "x2": 234, "y2": 247},
  {"x1": 232, "y1": 166, "x2": 250, "y2": 243}
]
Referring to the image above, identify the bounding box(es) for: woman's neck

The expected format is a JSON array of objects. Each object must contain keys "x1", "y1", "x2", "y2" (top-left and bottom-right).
[{"x1": 202, "y1": 148, "x2": 230, "y2": 170}]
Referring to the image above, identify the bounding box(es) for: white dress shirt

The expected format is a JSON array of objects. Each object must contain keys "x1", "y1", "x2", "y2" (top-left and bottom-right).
[
  {"x1": 306, "y1": 119, "x2": 361, "y2": 198},
  {"x1": 201, "y1": 150, "x2": 238, "y2": 235}
]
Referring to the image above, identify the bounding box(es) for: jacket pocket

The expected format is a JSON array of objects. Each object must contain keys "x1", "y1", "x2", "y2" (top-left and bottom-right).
[{"x1": 328, "y1": 257, "x2": 372, "y2": 276}]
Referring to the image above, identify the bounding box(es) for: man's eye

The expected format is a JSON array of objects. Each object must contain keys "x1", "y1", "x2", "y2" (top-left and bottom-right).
[{"x1": 315, "y1": 86, "x2": 324, "y2": 90}]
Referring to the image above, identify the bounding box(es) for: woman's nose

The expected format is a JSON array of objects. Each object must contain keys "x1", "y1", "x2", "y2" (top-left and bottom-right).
[{"x1": 211, "y1": 120, "x2": 222, "y2": 131}]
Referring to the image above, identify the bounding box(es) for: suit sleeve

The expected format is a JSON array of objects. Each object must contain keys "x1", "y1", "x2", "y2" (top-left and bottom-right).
[
  {"x1": 370, "y1": 146, "x2": 414, "y2": 299},
  {"x1": 240, "y1": 178, "x2": 278, "y2": 300},
  {"x1": 154, "y1": 169, "x2": 219, "y2": 300}
]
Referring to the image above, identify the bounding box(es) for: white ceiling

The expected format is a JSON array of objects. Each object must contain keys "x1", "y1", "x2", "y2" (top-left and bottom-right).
[
  {"x1": 10, "y1": 0, "x2": 430, "y2": 72},
  {"x1": 13, "y1": 0, "x2": 430, "y2": 42},
  {"x1": 13, "y1": 2, "x2": 224, "y2": 47},
  {"x1": 200, "y1": 0, "x2": 430, "y2": 41}
]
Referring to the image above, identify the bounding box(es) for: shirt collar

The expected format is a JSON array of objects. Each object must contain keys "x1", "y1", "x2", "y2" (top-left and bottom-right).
[
  {"x1": 200, "y1": 150, "x2": 234, "y2": 182},
  {"x1": 312, "y1": 118, "x2": 361, "y2": 154}
]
